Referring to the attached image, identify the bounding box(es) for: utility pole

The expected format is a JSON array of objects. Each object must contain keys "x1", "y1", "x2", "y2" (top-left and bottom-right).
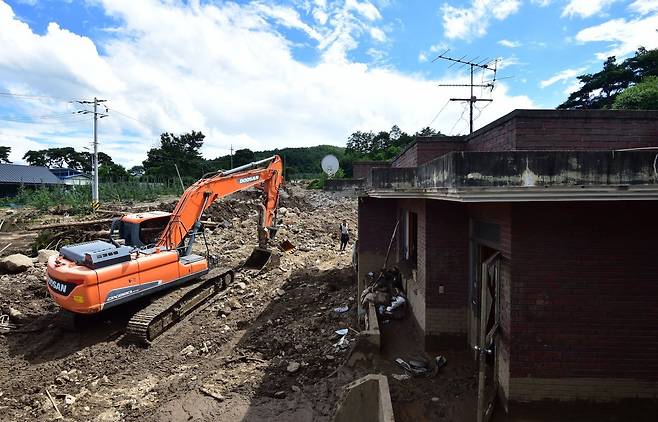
[
  {"x1": 77, "y1": 98, "x2": 107, "y2": 207},
  {"x1": 230, "y1": 144, "x2": 234, "y2": 169},
  {"x1": 433, "y1": 52, "x2": 497, "y2": 134}
]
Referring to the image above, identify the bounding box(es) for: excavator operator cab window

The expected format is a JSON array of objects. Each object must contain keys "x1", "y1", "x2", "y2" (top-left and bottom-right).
[{"x1": 138, "y1": 216, "x2": 170, "y2": 246}]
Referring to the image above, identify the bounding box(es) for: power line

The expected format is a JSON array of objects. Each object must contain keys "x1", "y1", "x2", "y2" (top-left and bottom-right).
[{"x1": 0, "y1": 91, "x2": 78, "y2": 102}]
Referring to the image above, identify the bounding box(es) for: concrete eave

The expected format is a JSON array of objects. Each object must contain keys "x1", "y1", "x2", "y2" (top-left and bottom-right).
[{"x1": 366, "y1": 186, "x2": 658, "y2": 202}]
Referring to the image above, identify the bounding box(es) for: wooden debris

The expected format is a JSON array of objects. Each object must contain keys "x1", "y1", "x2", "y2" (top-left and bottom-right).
[
  {"x1": 27, "y1": 218, "x2": 114, "y2": 231},
  {"x1": 45, "y1": 387, "x2": 63, "y2": 420}
]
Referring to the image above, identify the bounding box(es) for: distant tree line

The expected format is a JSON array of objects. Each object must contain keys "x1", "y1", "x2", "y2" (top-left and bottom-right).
[
  {"x1": 9, "y1": 124, "x2": 440, "y2": 182},
  {"x1": 559, "y1": 47, "x2": 658, "y2": 110}
]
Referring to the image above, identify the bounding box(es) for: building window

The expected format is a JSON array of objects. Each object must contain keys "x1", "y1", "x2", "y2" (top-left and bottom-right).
[{"x1": 402, "y1": 210, "x2": 418, "y2": 267}]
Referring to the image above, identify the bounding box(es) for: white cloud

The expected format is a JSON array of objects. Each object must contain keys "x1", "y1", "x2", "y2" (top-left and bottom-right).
[
  {"x1": 629, "y1": 0, "x2": 658, "y2": 14},
  {"x1": 531, "y1": 0, "x2": 551, "y2": 6},
  {"x1": 0, "y1": 0, "x2": 534, "y2": 167},
  {"x1": 498, "y1": 39, "x2": 521, "y2": 48},
  {"x1": 561, "y1": 0, "x2": 617, "y2": 18},
  {"x1": 441, "y1": 0, "x2": 521, "y2": 40},
  {"x1": 575, "y1": 14, "x2": 658, "y2": 59},
  {"x1": 540, "y1": 67, "x2": 587, "y2": 88},
  {"x1": 418, "y1": 52, "x2": 428, "y2": 63},
  {"x1": 369, "y1": 27, "x2": 386, "y2": 42}
]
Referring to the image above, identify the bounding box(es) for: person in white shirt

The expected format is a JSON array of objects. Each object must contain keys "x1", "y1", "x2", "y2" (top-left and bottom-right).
[{"x1": 339, "y1": 220, "x2": 349, "y2": 251}]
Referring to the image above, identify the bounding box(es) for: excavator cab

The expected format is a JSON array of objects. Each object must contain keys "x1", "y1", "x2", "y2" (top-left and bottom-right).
[{"x1": 110, "y1": 211, "x2": 172, "y2": 248}]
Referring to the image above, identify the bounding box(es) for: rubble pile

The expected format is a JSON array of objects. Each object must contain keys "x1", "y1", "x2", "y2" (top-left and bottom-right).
[{"x1": 0, "y1": 183, "x2": 359, "y2": 421}]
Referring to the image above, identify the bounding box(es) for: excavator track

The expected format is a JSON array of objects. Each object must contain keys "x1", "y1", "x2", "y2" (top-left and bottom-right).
[{"x1": 125, "y1": 268, "x2": 234, "y2": 345}]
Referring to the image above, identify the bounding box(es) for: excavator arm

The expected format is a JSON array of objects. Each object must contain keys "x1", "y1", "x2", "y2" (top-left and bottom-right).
[{"x1": 156, "y1": 155, "x2": 284, "y2": 253}]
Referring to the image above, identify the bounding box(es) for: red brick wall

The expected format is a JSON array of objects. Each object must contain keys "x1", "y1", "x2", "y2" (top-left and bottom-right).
[
  {"x1": 353, "y1": 161, "x2": 391, "y2": 180},
  {"x1": 466, "y1": 110, "x2": 658, "y2": 152},
  {"x1": 514, "y1": 112, "x2": 658, "y2": 150},
  {"x1": 393, "y1": 137, "x2": 465, "y2": 168},
  {"x1": 425, "y1": 201, "x2": 469, "y2": 310},
  {"x1": 416, "y1": 140, "x2": 465, "y2": 165},
  {"x1": 392, "y1": 144, "x2": 418, "y2": 168},
  {"x1": 510, "y1": 201, "x2": 658, "y2": 381},
  {"x1": 467, "y1": 118, "x2": 517, "y2": 152}
]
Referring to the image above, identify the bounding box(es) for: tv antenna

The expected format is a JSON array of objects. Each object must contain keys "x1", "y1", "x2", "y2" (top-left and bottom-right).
[{"x1": 433, "y1": 50, "x2": 497, "y2": 134}]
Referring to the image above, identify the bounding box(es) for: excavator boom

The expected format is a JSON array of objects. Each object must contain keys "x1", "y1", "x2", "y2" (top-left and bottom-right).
[{"x1": 158, "y1": 155, "x2": 283, "y2": 252}]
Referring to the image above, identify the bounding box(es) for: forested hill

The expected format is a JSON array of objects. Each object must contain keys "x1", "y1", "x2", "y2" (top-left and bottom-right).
[{"x1": 206, "y1": 145, "x2": 347, "y2": 178}]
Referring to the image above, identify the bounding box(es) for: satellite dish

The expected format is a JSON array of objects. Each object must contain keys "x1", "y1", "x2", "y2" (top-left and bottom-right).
[{"x1": 321, "y1": 154, "x2": 339, "y2": 177}]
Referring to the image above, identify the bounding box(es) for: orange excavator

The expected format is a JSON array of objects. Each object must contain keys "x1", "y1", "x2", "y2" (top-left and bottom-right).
[{"x1": 45, "y1": 155, "x2": 284, "y2": 343}]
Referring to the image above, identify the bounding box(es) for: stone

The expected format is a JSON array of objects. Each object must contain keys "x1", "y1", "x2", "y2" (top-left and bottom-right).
[
  {"x1": 64, "y1": 394, "x2": 76, "y2": 405},
  {"x1": 291, "y1": 385, "x2": 301, "y2": 392},
  {"x1": 278, "y1": 207, "x2": 288, "y2": 216},
  {"x1": 273, "y1": 391, "x2": 286, "y2": 399},
  {"x1": 275, "y1": 288, "x2": 286, "y2": 296},
  {"x1": 7, "y1": 306, "x2": 23, "y2": 321},
  {"x1": 431, "y1": 397, "x2": 440, "y2": 402},
  {"x1": 236, "y1": 282, "x2": 247, "y2": 289},
  {"x1": 227, "y1": 298, "x2": 242, "y2": 310},
  {"x1": 180, "y1": 345, "x2": 196, "y2": 355},
  {"x1": 1, "y1": 254, "x2": 34, "y2": 273},
  {"x1": 37, "y1": 249, "x2": 59, "y2": 263},
  {"x1": 286, "y1": 361, "x2": 300, "y2": 373}
]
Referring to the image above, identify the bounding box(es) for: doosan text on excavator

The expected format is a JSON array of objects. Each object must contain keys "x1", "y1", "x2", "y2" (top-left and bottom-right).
[{"x1": 44, "y1": 155, "x2": 284, "y2": 343}]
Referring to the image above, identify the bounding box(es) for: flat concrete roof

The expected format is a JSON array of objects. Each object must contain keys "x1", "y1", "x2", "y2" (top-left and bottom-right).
[{"x1": 367, "y1": 150, "x2": 658, "y2": 202}]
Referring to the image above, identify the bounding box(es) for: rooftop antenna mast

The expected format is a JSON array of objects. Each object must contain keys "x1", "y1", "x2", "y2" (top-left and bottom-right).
[{"x1": 433, "y1": 51, "x2": 497, "y2": 134}]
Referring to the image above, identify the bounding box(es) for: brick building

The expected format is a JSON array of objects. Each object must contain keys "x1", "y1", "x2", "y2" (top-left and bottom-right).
[{"x1": 357, "y1": 109, "x2": 658, "y2": 414}]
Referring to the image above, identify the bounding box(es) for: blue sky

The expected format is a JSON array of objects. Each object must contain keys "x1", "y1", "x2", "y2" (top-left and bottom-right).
[{"x1": 1, "y1": 0, "x2": 657, "y2": 167}]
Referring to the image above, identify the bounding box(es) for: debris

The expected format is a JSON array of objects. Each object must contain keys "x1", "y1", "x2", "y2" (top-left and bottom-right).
[
  {"x1": 275, "y1": 288, "x2": 286, "y2": 296},
  {"x1": 335, "y1": 328, "x2": 348, "y2": 336},
  {"x1": 334, "y1": 305, "x2": 349, "y2": 313},
  {"x1": 236, "y1": 282, "x2": 247, "y2": 290},
  {"x1": 37, "y1": 249, "x2": 59, "y2": 263},
  {"x1": 273, "y1": 391, "x2": 286, "y2": 399},
  {"x1": 226, "y1": 297, "x2": 242, "y2": 310},
  {"x1": 334, "y1": 335, "x2": 350, "y2": 351},
  {"x1": 395, "y1": 357, "x2": 429, "y2": 377},
  {"x1": 286, "y1": 361, "x2": 301, "y2": 373},
  {"x1": 63, "y1": 394, "x2": 76, "y2": 405},
  {"x1": 279, "y1": 239, "x2": 295, "y2": 252},
  {"x1": 44, "y1": 388, "x2": 63, "y2": 420},
  {"x1": 0, "y1": 254, "x2": 33, "y2": 273},
  {"x1": 180, "y1": 345, "x2": 196, "y2": 355},
  {"x1": 291, "y1": 385, "x2": 301, "y2": 392},
  {"x1": 435, "y1": 355, "x2": 448, "y2": 370},
  {"x1": 26, "y1": 218, "x2": 114, "y2": 231},
  {"x1": 7, "y1": 307, "x2": 24, "y2": 323},
  {"x1": 391, "y1": 374, "x2": 411, "y2": 381},
  {"x1": 0, "y1": 243, "x2": 11, "y2": 256},
  {"x1": 431, "y1": 397, "x2": 440, "y2": 402},
  {"x1": 0, "y1": 314, "x2": 14, "y2": 332},
  {"x1": 386, "y1": 296, "x2": 406, "y2": 313},
  {"x1": 199, "y1": 385, "x2": 225, "y2": 402}
]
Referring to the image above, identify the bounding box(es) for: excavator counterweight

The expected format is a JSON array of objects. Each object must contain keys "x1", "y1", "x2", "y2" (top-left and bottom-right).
[{"x1": 45, "y1": 155, "x2": 285, "y2": 343}]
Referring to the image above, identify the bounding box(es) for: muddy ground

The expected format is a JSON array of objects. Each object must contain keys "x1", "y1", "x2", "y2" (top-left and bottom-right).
[{"x1": 0, "y1": 184, "x2": 476, "y2": 421}]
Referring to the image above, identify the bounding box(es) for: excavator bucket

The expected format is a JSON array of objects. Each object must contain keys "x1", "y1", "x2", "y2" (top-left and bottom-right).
[
  {"x1": 243, "y1": 247, "x2": 273, "y2": 271},
  {"x1": 279, "y1": 239, "x2": 295, "y2": 252}
]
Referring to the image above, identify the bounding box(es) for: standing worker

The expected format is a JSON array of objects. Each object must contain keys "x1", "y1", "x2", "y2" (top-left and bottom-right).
[{"x1": 339, "y1": 219, "x2": 350, "y2": 251}]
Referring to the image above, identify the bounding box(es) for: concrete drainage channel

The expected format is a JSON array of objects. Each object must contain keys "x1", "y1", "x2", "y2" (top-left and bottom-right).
[{"x1": 332, "y1": 374, "x2": 395, "y2": 422}]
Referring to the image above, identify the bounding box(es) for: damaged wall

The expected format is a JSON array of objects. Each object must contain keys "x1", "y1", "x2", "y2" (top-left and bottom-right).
[{"x1": 357, "y1": 197, "x2": 398, "y2": 316}]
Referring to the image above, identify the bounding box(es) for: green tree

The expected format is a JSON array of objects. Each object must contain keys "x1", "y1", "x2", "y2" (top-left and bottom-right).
[
  {"x1": 143, "y1": 131, "x2": 205, "y2": 179},
  {"x1": 612, "y1": 76, "x2": 658, "y2": 110},
  {"x1": 0, "y1": 146, "x2": 10, "y2": 163},
  {"x1": 559, "y1": 47, "x2": 658, "y2": 109},
  {"x1": 232, "y1": 148, "x2": 255, "y2": 167}
]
